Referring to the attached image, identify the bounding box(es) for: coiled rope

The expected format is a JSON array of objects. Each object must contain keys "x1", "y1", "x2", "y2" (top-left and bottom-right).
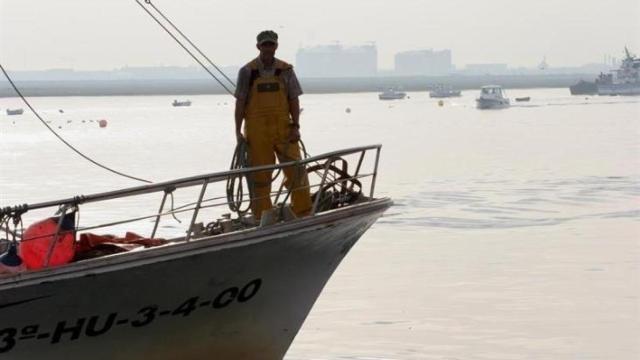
[{"x1": 226, "y1": 139, "x2": 252, "y2": 214}]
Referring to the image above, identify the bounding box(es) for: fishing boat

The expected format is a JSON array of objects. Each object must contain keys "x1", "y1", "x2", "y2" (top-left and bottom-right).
[
  {"x1": 476, "y1": 85, "x2": 510, "y2": 109},
  {"x1": 0, "y1": 145, "x2": 391, "y2": 359},
  {"x1": 429, "y1": 84, "x2": 461, "y2": 98},
  {"x1": 172, "y1": 99, "x2": 192, "y2": 107},
  {"x1": 378, "y1": 88, "x2": 406, "y2": 100},
  {"x1": 6, "y1": 108, "x2": 24, "y2": 116},
  {"x1": 597, "y1": 47, "x2": 640, "y2": 96}
]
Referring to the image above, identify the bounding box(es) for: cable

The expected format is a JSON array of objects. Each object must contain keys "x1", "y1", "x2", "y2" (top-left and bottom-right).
[
  {"x1": 0, "y1": 63, "x2": 153, "y2": 184},
  {"x1": 134, "y1": 0, "x2": 235, "y2": 95},
  {"x1": 144, "y1": 0, "x2": 236, "y2": 89}
]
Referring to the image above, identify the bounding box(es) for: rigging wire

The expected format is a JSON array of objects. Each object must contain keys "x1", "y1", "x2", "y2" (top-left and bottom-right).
[
  {"x1": 0, "y1": 63, "x2": 153, "y2": 184},
  {"x1": 134, "y1": 0, "x2": 235, "y2": 95},
  {"x1": 143, "y1": 0, "x2": 236, "y2": 89}
]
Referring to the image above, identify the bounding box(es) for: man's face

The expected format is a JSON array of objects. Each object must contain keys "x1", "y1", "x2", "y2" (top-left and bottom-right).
[{"x1": 257, "y1": 41, "x2": 278, "y2": 60}]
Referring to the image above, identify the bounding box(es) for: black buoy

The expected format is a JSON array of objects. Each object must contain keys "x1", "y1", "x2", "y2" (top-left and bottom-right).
[{"x1": 0, "y1": 243, "x2": 25, "y2": 274}]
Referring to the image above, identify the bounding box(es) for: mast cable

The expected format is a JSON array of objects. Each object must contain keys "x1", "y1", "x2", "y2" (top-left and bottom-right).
[
  {"x1": 0, "y1": 63, "x2": 153, "y2": 184},
  {"x1": 134, "y1": 0, "x2": 235, "y2": 95},
  {"x1": 143, "y1": 0, "x2": 236, "y2": 89}
]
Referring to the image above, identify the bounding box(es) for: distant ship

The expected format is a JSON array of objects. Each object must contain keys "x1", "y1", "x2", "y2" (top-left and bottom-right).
[
  {"x1": 597, "y1": 47, "x2": 640, "y2": 96},
  {"x1": 569, "y1": 80, "x2": 598, "y2": 95},
  {"x1": 429, "y1": 84, "x2": 461, "y2": 98},
  {"x1": 172, "y1": 99, "x2": 192, "y2": 107},
  {"x1": 476, "y1": 85, "x2": 510, "y2": 109},
  {"x1": 378, "y1": 88, "x2": 406, "y2": 100},
  {"x1": 6, "y1": 108, "x2": 24, "y2": 116},
  {"x1": 538, "y1": 56, "x2": 548, "y2": 70}
]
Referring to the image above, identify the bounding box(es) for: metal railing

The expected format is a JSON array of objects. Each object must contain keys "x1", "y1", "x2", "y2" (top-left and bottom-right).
[{"x1": 0, "y1": 145, "x2": 383, "y2": 249}]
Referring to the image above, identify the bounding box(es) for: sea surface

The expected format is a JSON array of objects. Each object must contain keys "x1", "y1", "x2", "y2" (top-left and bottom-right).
[{"x1": 1, "y1": 88, "x2": 639, "y2": 359}]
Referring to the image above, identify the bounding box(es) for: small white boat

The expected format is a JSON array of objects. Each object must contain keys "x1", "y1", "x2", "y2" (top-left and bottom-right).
[
  {"x1": 429, "y1": 84, "x2": 461, "y2": 98},
  {"x1": 172, "y1": 99, "x2": 192, "y2": 107},
  {"x1": 6, "y1": 108, "x2": 24, "y2": 116},
  {"x1": 476, "y1": 85, "x2": 510, "y2": 109},
  {"x1": 0, "y1": 145, "x2": 391, "y2": 359},
  {"x1": 378, "y1": 89, "x2": 406, "y2": 100}
]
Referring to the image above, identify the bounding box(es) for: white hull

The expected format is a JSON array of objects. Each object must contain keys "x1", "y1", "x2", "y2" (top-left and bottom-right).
[
  {"x1": 0, "y1": 199, "x2": 391, "y2": 360},
  {"x1": 476, "y1": 98, "x2": 510, "y2": 109}
]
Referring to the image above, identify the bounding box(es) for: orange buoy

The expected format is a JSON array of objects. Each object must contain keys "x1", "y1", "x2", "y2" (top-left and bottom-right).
[
  {"x1": 98, "y1": 119, "x2": 108, "y2": 128},
  {"x1": 19, "y1": 213, "x2": 76, "y2": 269}
]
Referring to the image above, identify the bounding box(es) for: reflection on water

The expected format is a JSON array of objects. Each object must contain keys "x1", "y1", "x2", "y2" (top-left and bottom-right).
[{"x1": 1, "y1": 88, "x2": 639, "y2": 359}]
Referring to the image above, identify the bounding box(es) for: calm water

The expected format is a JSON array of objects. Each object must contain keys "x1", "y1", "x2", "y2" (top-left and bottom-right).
[{"x1": 1, "y1": 88, "x2": 639, "y2": 359}]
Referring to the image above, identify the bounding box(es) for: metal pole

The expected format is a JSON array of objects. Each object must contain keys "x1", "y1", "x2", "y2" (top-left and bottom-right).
[
  {"x1": 44, "y1": 206, "x2": 68, "y2": 268},
  {"x1": 186, "y1": 180, "x2": 208, "y2": 242},
  {"x1": 150, "y1": 191, "x2": 170, "y2": 239},
  {"x1": 311, "y1": 158, "x2": 335, "y2": 216},
  {"x1": 370, "y1": 148, "x2": 381, "y2": 198},
  {"x1": 348, "y1": 150, "x2": 366, "y2": 193}
]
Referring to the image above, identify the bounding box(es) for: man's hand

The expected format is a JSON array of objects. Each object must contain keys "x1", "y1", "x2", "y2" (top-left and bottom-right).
[{"x1": 288, "y1": 127, "x2": 300, "y2": 143}]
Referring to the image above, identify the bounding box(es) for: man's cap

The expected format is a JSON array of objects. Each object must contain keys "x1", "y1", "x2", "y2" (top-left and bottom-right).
[{"x1": 257, "y1": 30, "x2": 278, "y2": 45}]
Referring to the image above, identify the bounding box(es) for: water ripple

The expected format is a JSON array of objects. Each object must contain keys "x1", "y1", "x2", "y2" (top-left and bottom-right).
[{"x1": 383, "y1": 176, "x2": 640, "y2": 230}]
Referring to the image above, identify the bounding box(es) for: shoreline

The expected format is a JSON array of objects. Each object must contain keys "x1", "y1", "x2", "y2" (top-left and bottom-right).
[{"x1": 0, "y1": 74, "x2": 595, "y2": 98}]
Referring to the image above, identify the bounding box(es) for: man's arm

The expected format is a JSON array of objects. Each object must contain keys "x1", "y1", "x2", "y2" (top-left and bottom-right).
[
  {"x1": 287, "y1": 96, "x2": 301, "y2": 143},
  {"x1": 235, "y1": 98, "x2": 246, "y2": 143},
  {"x1": 289, "y1": 97, "x2": 300, "y2": 127},
  {"x1": 234, "y1": 67, "x2": 250, "y2": 143},
  {"x1": 286, "y1": 68, "x2": 303, "y2": 143}
]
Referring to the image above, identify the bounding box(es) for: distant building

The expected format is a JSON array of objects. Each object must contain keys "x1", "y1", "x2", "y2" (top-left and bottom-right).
[
  {"x1": 462, "y1": 63, "x2": 509, "y2": 75},
  {"x1": 394, "y1": 49, "x2": 453, "y2": 76},
  {"x1": 296, "y1": 44, "x2": 377, "y2": 78}
]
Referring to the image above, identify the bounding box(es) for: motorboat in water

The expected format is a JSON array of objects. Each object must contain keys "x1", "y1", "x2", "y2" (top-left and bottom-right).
[
  {"x1": 597, "y1": 47, "x2": 640, "y2": 96},
  {"x1": 0, "y1": 145, "x2": 391, "y2": 359},
  {"x1": 378, "y1": 88, "x2": 406, "y2": 100},
  {"x1": 429, "y1": 84, "x2": 461, "y2": 98},
  {"x1": 476, "y1": 85, "x2": 510, "y2": 109},
  {"x1": 172, "y1": 99, "x2": 192, "y2": 107},
  {"x1": 6, "y1": 108, "x2": 24, "y2": 116}
]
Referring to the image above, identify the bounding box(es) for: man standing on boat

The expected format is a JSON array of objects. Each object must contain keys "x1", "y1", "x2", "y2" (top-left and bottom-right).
[{"x1": 234, "y1": 30, "x2": 312, "y2": 220}]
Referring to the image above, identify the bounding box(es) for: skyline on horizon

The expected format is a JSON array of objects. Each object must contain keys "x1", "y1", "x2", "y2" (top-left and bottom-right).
[{"x1": 1, "y1": 0, "x2": 639, "y2": 72}]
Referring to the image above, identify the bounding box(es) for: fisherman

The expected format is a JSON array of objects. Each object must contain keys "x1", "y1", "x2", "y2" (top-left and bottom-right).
[{"x1": 234, "y1": 30, "x2": 312, "y2": 220}]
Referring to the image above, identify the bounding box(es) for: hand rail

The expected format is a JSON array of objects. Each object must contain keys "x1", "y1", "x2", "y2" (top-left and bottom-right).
[{"x1": 1, "y1": 145, "x2": 382, "y2": 217}]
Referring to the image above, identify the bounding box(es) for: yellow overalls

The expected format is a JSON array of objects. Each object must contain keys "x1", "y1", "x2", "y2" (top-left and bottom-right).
[{"x1": 244, "y1": 59, "x2": 312, "y2": 219}]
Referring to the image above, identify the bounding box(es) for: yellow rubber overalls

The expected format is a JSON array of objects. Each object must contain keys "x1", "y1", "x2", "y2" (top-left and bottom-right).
[{"x1": 244, "y1": 59, "x2": 312, "y2": 219}]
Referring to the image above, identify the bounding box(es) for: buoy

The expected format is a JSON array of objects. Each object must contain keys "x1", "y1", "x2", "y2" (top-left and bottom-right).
[
  {"x1": 20, "y1": 214, "x2": 76, "y2": 269},
  {"x1": 0, "y1": 243, "x2": 26, "y2": 274},
  {"x1": 438, "y1": 100, "x2": 444, "y2": 107},
  {"x1": 345, "y1": 107, "x2": 351, "y2": 113},
  {"x1": 98, "y1": 119, "x2": 108, "y2": 128}
]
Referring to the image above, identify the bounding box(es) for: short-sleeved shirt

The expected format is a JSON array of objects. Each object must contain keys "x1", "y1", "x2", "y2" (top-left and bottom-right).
[{"x1": 234, "y1": 57, "x2": 303, "y2": 103}]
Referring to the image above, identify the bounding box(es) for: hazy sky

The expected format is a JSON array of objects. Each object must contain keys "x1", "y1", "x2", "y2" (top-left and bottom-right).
[{"x1": 1, "y1": 0, "x2": 639, "y2": 71}]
